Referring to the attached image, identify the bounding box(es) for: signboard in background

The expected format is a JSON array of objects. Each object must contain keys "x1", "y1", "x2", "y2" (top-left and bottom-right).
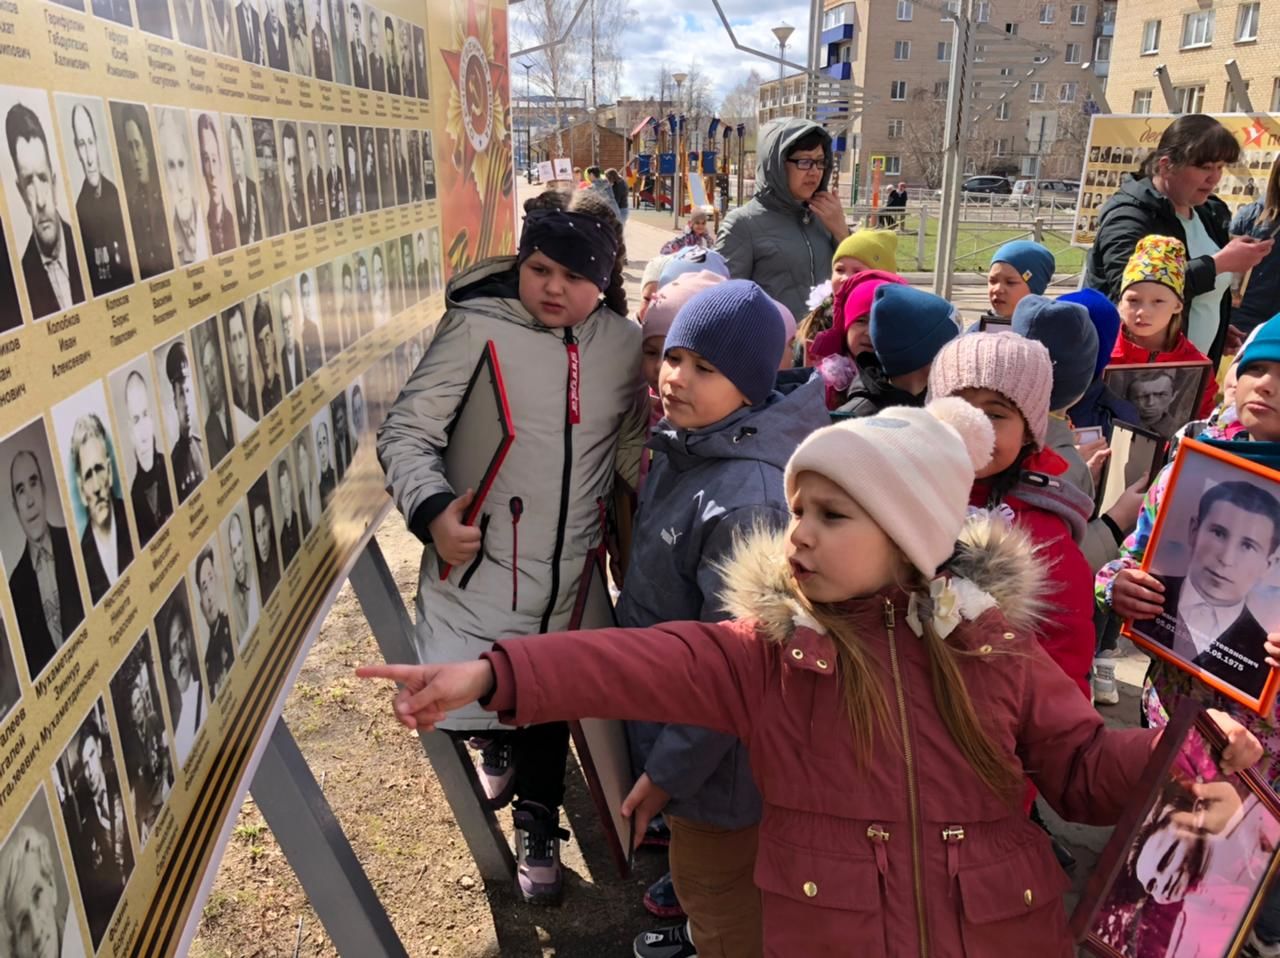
[
  {"x1": 553, "y1": 156, "x2": 574, "y2": 181},
  {"x1": 0, "y1": 0, "x2": 514, "y2": 956},
  {"x1": 1073, "y1": 113, "x2": 1280, "y2": 246},
  {"x1": 537, "y1": 160, "x2": 554, "y2": 183}
]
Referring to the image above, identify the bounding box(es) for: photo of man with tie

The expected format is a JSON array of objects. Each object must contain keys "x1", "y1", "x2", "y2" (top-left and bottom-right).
[
  {"x1": 1, "y1": 95, "x2": 85, "y2": 320},
  {"x1": 225, "y1": 115, "x2": 262, "y2": 245},
  {"x1": 236, "y1": 0, "x2": 266, "y2": 65},
  {"x1": 110, "y1": 100, "x2": 174, "y2": 280}
]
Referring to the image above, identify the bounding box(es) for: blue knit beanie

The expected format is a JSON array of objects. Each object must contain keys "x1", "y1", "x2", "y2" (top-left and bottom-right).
[
  {"x1": 1239, "y1": 313, "x2": 1280, "y2": 369},
  {"x1": 1058, "y1": 288, "x2": 1120, "y2": 380},
  {"x1": 869, "y1": 285, "x2": 960, "y2": 377},
  {"x1": 659, "y1": 247, "x2": 732, "y2": 287},
  {"x1": 992, "y1": 241, "x2": 1055, "y2": 295},
  {"x1": 1011, "y1": 295, "x2": 1098, "y2": 410},
  {"x1": 665, "y1": 279, "x2": 784, "y2": 406}
]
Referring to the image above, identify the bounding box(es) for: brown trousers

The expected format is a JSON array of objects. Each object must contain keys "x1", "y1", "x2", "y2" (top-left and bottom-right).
[{"x1": 666, "y1": 815, "x2": 763, "y2": 958}]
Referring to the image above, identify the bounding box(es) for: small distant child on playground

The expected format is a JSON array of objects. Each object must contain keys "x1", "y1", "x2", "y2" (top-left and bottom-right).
[
  {"x1": 376, "y1": 187, "x2": 648, "y2": 905},
  {"x1": 661, "y1": 207, "x2": 715, "y2": 255},
  {"x1": 361, "y1": 402, "x2": 1263, "y2": 957},
  {"x1": 984, "y1": 240, "x2": 1055, "y2": 320},
  {"x1": 1108, "y1": 235, "x2": 1216, "y2": 421}
]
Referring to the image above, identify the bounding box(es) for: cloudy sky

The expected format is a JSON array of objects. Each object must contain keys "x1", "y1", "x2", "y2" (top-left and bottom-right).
[{"x1": 511, "y1": 0, "x2": 817, "y2": 104}]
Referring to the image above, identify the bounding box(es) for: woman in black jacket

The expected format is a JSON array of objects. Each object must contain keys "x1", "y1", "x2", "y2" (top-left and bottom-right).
[{"x1": 1084, "y1": 114, "x2": 1272, "y2": 363}]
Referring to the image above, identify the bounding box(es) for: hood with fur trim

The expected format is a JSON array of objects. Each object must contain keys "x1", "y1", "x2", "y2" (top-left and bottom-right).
[{"x1": 715, "y1": 510, "x2": 1048, "y2": 645}]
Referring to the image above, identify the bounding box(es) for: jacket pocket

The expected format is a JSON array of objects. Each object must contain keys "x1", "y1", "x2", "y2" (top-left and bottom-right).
[
  {"x1": 754, "y1": 833, "x2": 887, "y2": 957},
  {"x1": 456, "y1": 513, "x2": 490, "y2": 591},
  {"x1": 957, "y1": 837, "x2": 1072, "y2": 957}
]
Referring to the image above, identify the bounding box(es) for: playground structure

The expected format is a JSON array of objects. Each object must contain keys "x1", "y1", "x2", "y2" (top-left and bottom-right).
[{"x1": 628, "y1": 114, "x2": 744, "y2": 217}]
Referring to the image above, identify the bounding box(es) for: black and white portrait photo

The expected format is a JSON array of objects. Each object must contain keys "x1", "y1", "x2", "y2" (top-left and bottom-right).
[
  {"x1": 329, "y1": 392, "x2": 351, "y2": 481},
  {"x1": 341, "y1": 124, "x2": 362, "y2": 216},
  {"x1": 359, "y1": 125, "x2": 379, "y2": 213},
  {"x1": 335, "y1": 253, "x2": 359, "y2": 348},
  {"x1": 292, "y1": 426, "x2": 320, "y2": 539},
  {"x1": 107, "y1": 632, "x2": 174, "y2": 849},
  {"x1": 173, "y1": 0, "x2": 209, "y2": 48},
  {"x1": 375, "y1": 127, "x2": 393, "y2": 210},
  {"x1": 191, "y1": 316, "x2": 235, "y2": 465},
  {"x1": 247, "y1": 474, "x2": 280, "y2": 600},
  {"x1": 392, "y1": 127, "x2": 408, "y2": 205},
  {"x1": 55, "y1": 95, "x2": 133, "y2": 298},
  {"x1": 0, "y1": 419, "x2": 86, "y2": 680},
  {"x1": 382, "y1": 14, "x2": 401, "y2": 95},
  {"x1": 195, "y1": 112, "x2": 237, "y2": 256},
  {"x1": 312, "y1": 407, "x2": 337, "y2": 508},
  {"x1": 347, "y1": 0, "x2": 369, "y2": 89},
  {"x1": 107, "y1": 359, "x2": 175, "y2": 548},
  {"x1": 278, "y1": 121, "x2": 306, "y2": 232},
  {"x1": 326, "y1": 0, "x2": 351, "y2": 86},
  {"x1": 302, "y1": 123, "x2": 327, "y2": 226},
  {"x1": 1104, "y1": 362, "x2": 1213, "y2": 442},
  {"x1": 109, "y1": 101, "x2": 173, "y2": 280},
  {"x1": 154, "y1": 337, "x2": 207, "y2": 504},
  {"x1": 0, "y1": 619, "x2": 19, "y2": 723},
  {"x1": 396, "y1": 17, "x2": 414, "y2": 99},
  {"x1": 51, "y1": 383, "x2": 136, "y2": 607},
  {"x1": 220, "y1": 502, "x2": 259, "y2": 646},
  {"x1": 250, "y1": 292, "x2": 283, "y2": 414},
  {"x1": 221, "y1": 300, "x2": 261, "y2": 433},
  {"x1": 322, "y1": 124, "x2": 345, "y2": 220},
  {"x1": 236, "y1": 0, "x2": 266, "y2": 66},
  {"x1": 155, "y1": 107, "x2": 209, "y2": 268},
  {"x1": 0, "y1": 88, "x2": 85, "y2": 321},
  {"x1": 285, "y1": 0, "x2": 313, "y2": 78},
  {"x1": 348, "y1": 379, "x2": 366, "y2": 455},
  {"x1": 369, "y1": 243, "x2": 389, "y2": 327},
  {"x1": 296, "y1": 268, "x2": 324, "y2": 378},
  {"x1": 407, "y1": 128, "x2": 421, "y2": 203},
  {"x1": 273, "y1": 278, "x2": 304, "y2": 394},
  {"x1": 53, "y1": 699, "x2": 133, "y2": 950},
  {"x1": 308, "y1": 0, "x2": 333, "y2": 81},
  {"x1": 427, "y1": 225, "x2": 442, "y2": 295},
  {"x1": 224, "y1": 114, "x2": 262, "y2": 247},
  {"x1": 0, "y1": 786, "x2": 85, "y2": 958},
  {"x1": 400, "y1": 233, "x2": 416, "y2": 306},
  {"x1": 154, "y1": 582, "x2": 206, "y2": 766},
  {"x1": 1134, "y1": 441, "x2": 1280, "y2": 706},
  {"x1": 91, "y1": 0, "x2": 132, "y2": 25},
  {"x1": 315, "y1": 260, "x2": 341, "y2": 359},
  {"x1": 136, "y1": 0, "x2": 174, "y2": 37},
  {"x1": 207, "y1": 0, "x2": 241, "y2": 57},
  {"x1": 366, "y1": 5, "x2": 386, "y2": 92},
  {"x1": 263, "y1": 0, "x2": 292, "y2": 71},
  {"x1": 0, "y1": 217, "x2": 21, "y2": 334},
  {"x1": 272, "y1": 451, "x2": 301, "y2": 569},
  {"x1": 413, "y1": 25, "x2": 427, "y2": 101},
  {"x1": 421, "y1": 130, "x2": 435, "y2": 201},
  {"x1": 382, "y1": 237, "x2": 401, "y2": 317},
  {"x1": 252, "y1": 117, "x2": 285, "y2": 239},
  {"x1": 191, "y1": 541, "x2": 235, "y2": 699}
]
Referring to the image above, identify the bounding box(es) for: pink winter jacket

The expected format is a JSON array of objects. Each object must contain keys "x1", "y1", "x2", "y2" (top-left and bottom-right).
[{"x1": 482, "y1": 518, "x2": 1158, "y2": 957}]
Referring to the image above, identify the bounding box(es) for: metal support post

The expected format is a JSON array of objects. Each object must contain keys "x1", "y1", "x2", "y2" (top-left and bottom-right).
[
  {"x1": 1154, "y1": 64, "x2": 1179, "y2": 113},
  {"x1": 1225, "y1": 60, "x2": 1255, "y2": 112},
  {"x1": 347, "y1": 539, "x2": 515, "y2": 881},
  {"x1": 916, "y1": 205, "x2": 928, "y2": 271},
  {"x1": 933, "y1": 0, "x2": 974, "y2": 299},
  {"x1": 805, "y1": 0, "x2": 823, "y2": 119},
  {"x1": 251, "y1": 721, "x2": 409, "y2": 957}
]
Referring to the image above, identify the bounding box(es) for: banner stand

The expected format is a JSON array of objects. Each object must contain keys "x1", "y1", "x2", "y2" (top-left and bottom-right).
[{"x1": 250, "y1": 719, "x2": 409, "y2": 957}]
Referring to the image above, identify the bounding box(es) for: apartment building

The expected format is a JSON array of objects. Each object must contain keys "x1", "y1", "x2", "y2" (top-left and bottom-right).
[
  {"x1": 758, "y1": 0, "x2": 1111, "y2": 192},
  {"x1": 1107, "y1": 1, "x2": 1276, "y2": 116}
]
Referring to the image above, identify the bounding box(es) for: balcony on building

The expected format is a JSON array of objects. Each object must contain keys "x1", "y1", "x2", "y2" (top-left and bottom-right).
[{"x1": 826, "y1": 60, "x2": 853, "y2": 81}]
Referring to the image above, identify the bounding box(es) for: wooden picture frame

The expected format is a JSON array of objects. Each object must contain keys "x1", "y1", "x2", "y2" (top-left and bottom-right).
[
  {"x1": 1101, "y1": 360, "x2": 1214, "y2": 441},
  {"x1": 1121, "y1": 438, "x2": 1280, "y2": 714},
  {"x1": 1073, "y1": 700, "x2": 1280, "y2": 956},
  {"x1": 1096, "y1": 420, "x2": 1165, "y2": 516}
]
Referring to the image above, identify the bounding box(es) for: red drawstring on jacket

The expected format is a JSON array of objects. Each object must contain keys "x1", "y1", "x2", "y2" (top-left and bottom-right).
[{"x1": 510, "y1": 497, "x2": 523, "y2": 610}]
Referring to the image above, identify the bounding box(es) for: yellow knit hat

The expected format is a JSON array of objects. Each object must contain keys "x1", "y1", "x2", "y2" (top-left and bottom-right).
[
  {"x1": 832, "y1": 229, "x2": 899, "y2": 273},
  {"x1": 1121, "y1": 235, "x2": 1186, "y2": 300}
]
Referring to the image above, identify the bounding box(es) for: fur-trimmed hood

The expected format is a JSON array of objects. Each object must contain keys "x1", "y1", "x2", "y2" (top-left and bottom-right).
[{"x1": 716, "y1": 510, "x2": 1048, "y2": 645}]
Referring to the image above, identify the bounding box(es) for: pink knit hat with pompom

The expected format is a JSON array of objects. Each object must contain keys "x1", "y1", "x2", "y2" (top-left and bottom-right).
[{"x1": 927, "y1": 332, "x2": 1053, "y2": 449}]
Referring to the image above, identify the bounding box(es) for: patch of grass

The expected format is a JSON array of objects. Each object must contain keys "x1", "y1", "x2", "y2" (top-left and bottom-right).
[
  {"x1": 902, "y1": 215, "x2": 1086, "y2": 274},
  {"x1": 247, "y1": 843, "x2": 266, "y2": 862},
  {"x1": 233, "y1": 822, "x2": 265, "y2": 842}
]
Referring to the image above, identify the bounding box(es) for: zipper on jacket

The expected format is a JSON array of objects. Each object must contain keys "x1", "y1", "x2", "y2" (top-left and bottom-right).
[
  {"x1": 868, "y1": 824, "x2": 892, "y2": 947},
  {"x1": 509, "y1": 497, "x2": 523, "y2": 611},
  {"x1": 540, "y1": 329, "x2": 577, "y2": 631},
  {"x1": 884, "y1": 598, "x2": 929, "y2": 957},
  {"x1": 942, "y1": 825, "x2": 965, "y2": 889}
]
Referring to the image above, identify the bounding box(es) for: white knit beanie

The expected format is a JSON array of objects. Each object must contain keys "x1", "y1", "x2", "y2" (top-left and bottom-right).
[
  {"x1": 784, "y1": 398, "x2": 995, "y2": 577},
  {"x1": 641, "y1": 254, "x2": 672, "y2": 289}
]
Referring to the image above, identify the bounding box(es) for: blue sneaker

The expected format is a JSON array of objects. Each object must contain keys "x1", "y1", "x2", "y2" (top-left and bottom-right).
[{"x1": 643, "y1": 870, "x2": 685, "y2": 919}]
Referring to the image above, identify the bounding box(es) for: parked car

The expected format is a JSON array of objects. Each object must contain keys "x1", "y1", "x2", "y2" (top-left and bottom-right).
[
  {"x1": 1010, "y1": 178, "x2": 1081, "y2": 206},
  {"x1": 961, "y1": 175, "x2": 1013, "y2": 200}
]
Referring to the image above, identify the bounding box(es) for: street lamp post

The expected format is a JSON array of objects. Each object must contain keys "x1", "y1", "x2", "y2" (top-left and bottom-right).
[
  {"x1": 772, "y1": 23, "x2": 795, "y2": 86},
  {"x1": 520, "y1": 60, "x2": 533, "y2": 182},
  {"x1": 587, "y1": 106, "x2": 599, "y2": 169},
  {"x1": 672, "y1": 71, "x2": 687, "y2": 227}
]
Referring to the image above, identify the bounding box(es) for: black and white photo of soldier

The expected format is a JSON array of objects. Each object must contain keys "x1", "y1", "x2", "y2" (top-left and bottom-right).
[
  {"x1": 369, "y1": 243, "x2": 389, "y2": 326},
  {"x1": 252, "y1": 293, "x2": 283, "y2": 413},
  {"x1": 392, "y1": 127, "x2": 409, "y2": 206},
  {"x1": 366, "y1": 6, "x2": 385, "y2": 92},
  {"x1": 221, "y1": 503, "x2": 259, "y2": 645},
  {"x1": 108, "y1": 361, "x2": 174, "y2": 547},
  {"x1": 313, "y1": 408, "x2": 336, "y2": 507},
  {"x1": 323, "y1": 125, "x2": 345, "y2": 219},
  {"x1": 413, "y1": 25, "x2": 427, "y2": 101},
  {"x1": 192, "y1": 317, "x2": 234, "y2": 464},
  {"x1": 309, "y1": 0, "x2": 332, "y2": 81},
  {"x1": 303, "y1": 124, "x2": 327, "y2": 226},
  {"x1": 0, "y1": 93, "x2": 85, "y2": 320},
  {"x1": 53, "y1": 700, "x2": 133, "y2": 950},
  {"x1": 247, "y1": 474, "x2": 280, "y2": 599},
  {"x1": 225, "y1": 115, "x2": 262, "y2": 246},
  {"x1": 56, "y1": 96, "x2": 133, "y2": 297},
  {"x1": 341, "y1": 125, "x2": 362, "y2": 215},
  {"x1": 173, "y1": 0, "x2": 208, "y2": 49},
  {"x1": 293, "y1": 427, "x2": 320, "y2": 538},
  {"x1": 1104, "y1": 364, "x2": 1210, "y2": 442},
  {"x1": 273, "y1": 454, "x2": 301, "y2": 568},
  {"x1": 155, "y1": 338, "x2": 207, "y2": 504},
  {"x1": 279, "y1": 122, "x2": 307, "y2": 232},
  {"x1": 397, "y1": 17, "x2": 414, "y2": 99},
  {"x1": 382, "y1": 14, "x2": 401, "y2": 95},
  {"x1": 0, "y1": 788, "x2": 85, "y2": 958},
  {"x1": 285, "y1": 0, "x2": 313, "y2": 78},
  {"x1": 375, "y1": 127, "x2": 393, "y2": 209},
  {"x1": 326, "y1": 0, "x2": 350, "y2": 86},
  {"x1": 400, "y1": 233, "x2": 416, "y2": 306},
  {"x1": 236, "y1": 0, "x2": 266, "y2": 66},
  {"x1": 359, "y1": 126, "x2": 379, "y2": 212},
  {"x1": 336, "y1": 256, "x2": 358, "y2": 347},
  {"x1": 154, "y1": 582, "x2": 205, "y2": 765},
  {"x1": 415, "y1": 229, "x2": 428, "y2": 292},
  {"x1": 263, "y1": 0, "x2": 291, "y2": 71},
  {"x1": 0, "y1": 421, "x2": 85, "y2": 679},
  {"x1": 207, "y1": 0, "x2": 240, "y2": 56},
  {"x1": 421, "y1": 129, "x2": 435, "y2": 200},
  {"x1": 196, "y1": 112, "x2": 237, "y2": 256},
  {"x1": 315, "y1": 260, "x2": 341, "y2": 356},
  {"x1": 348, "y1": 380, "x2": 366, "y2": 453},
  {"x1": 407, "y1": 128, "x2": 422, "y2": 203},
  {"x1": 107, "y1": 633, "x2": 173, "y2": 848},
  {"x1": 110, "y1": 101, "x2": 173, "y2": 280},
  {"x1": 274, "y1": 278, "x2": 304, "y2": 392},
  {"x1": 155, "y1": 107, "x2": 209, "y2": 267},
  {"x1": 355, "y1": 249, "x2": 373, "y2": 336},
  {"x1": 347, "y1": 0, "x2": 368, "y2": 89},
  {"x1": 193, "y1": 543, "x2": 235, "y2": 698},
  {"x1": 253, "y1": 117, "x2": 286, "y2": 238},
  {"x1": 297, "y1": 269, "x2": 324, "y2": 377},
  {"x1": 222, "y1": 300, "x2": 260, "y2": 432}
]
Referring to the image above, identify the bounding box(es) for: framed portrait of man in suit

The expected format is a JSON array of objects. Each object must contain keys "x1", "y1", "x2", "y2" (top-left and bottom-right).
[{"x1": 1125, "y1": 438, "x2": 1280, "y2": 713}]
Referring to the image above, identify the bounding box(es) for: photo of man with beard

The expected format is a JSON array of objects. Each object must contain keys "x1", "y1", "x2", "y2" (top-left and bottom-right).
[
  {"x1": 111, "y1": 101, "x2": 173, "y2": 279},
  {"x1": 155, "y1": 107, "x2": 209, "y2": 267},
  {"x1": 58, "y1": 97, "x2": 133, "y2": 297}
]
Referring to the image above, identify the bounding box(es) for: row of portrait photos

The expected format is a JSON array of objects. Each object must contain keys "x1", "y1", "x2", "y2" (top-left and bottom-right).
[
  {"x1": 49, "y1": 0, "x2": 432, "y2": 101},
  {"x1": 0, "y1": 325, "x2": 432, "y2": 954},
  {"x1": 0, "y1": 82, "x2": 438, "y2": 329}
]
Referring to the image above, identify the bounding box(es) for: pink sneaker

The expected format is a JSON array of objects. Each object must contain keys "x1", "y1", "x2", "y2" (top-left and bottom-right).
[
  {"x1": 512, "y1": 801, "x2": 569, "y2": 905},
  {"x1": 469, "y1": 737, "x2": 516, "y2": 809}
]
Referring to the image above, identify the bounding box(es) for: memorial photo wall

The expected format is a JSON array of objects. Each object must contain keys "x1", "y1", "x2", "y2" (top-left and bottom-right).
[{"x1": 0, "y1": 0, "x2": 510, "y2": 954}]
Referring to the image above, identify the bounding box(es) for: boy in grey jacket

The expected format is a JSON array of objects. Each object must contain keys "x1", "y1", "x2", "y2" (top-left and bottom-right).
[{"x1": 620, "y1": 279, "x2": 829, "y2": 958}]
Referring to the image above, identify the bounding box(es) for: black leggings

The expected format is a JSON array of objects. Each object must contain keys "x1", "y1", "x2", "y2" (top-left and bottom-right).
[{"x1": 461, "y1": 722, "x2": 571, "y2": 810}]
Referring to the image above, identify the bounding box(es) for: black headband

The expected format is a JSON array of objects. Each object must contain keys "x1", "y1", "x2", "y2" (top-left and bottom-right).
[{"x1": 517, "y1": 209, "x2": 618, "y2": 292}]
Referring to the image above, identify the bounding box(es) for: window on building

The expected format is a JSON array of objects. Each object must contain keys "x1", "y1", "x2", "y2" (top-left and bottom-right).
[
  {"x1": 1000, "y1": 66, "x2": 1012, "y2": 76},
  {"x1": 1029, "y1": 82, "x2": 1045, "y2": 102},
  {"x1": 1039, "y1": 3, "x2": 1055, "y2": 23},
  {"x1": 1095, "y1": 36, "x2": 1112, "y2": 62},
  {"x1": 1237, "y1": 2, "x2": 1260, "y2": 42},
  {"x1": 976, "y1": 1, "x2": 991, "y2": 22},
  {"x1": 1225, "y1": 80, "x2": 1251, "y2": 111},
  {"x1": 841, "y1": 45, "x2": 852, "y2": 62},
  {"x1": 884, "y1": 156, "x2": 902, "y2": 175},
  {"x1": 1070, "y1": 3, "x2": 1087, "y2": 25},
  {"x1": 896, "y1": 0, "x2": 912, "y2": 19},
  {"x1": 995, "y1": 137, "x2": 1010, "y2": 157},
  {"x1": 888, "y1": 118, "x2": 905, "y2": 138},
  {"x1": 942, "y1": 0, "x2": 959, "y2": 17},
  {"x1": 934, "y1": 79, "x2": 950, "y2": 100},
  {"x1": 894, "y1": 40, "x2": 910, "y2": 59},
  {"x1": 891, "y1": 80, "x2": 908, "y2": 100},
  {"x1": 1141, "y1": 19, "x2": 1161, "y2": 54},
  {"x1": 1174, "y1": 84, "x2": 1207, "y2": 112},
  {"x1": 996, "y1": 100, "x2": 1011, "y2": 120},
  {"x1": 1182, "y1": 10, "x2": 1214, "y2": 47},
  {"x1": 1005, "y1": 22, "x2": 1018, "y2": 35},
  {"x1": 1059, "y1": 81, "x2": 1078, "y2": 102},
  {"x1": 1064, "y1": 42, "x2": 1082, "y2": 63},
  {"x1": 937, "y1": 41, "x2": 953, "y2": 61},
  {"x1": 1132, "y1": 89, "x2": 1153, "y2": 113}
]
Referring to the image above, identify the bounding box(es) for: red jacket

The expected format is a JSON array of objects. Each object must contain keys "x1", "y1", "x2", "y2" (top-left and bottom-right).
[
  {"x1": 483, "y1": 518, "x2": 1156, "y2": 957},
  {"x1": 1110, "y1": 331, "x2": 1217, "y2": 419},
  {"x1": 970, "y1": 448, "x2": 1096, "y2": 699}
]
